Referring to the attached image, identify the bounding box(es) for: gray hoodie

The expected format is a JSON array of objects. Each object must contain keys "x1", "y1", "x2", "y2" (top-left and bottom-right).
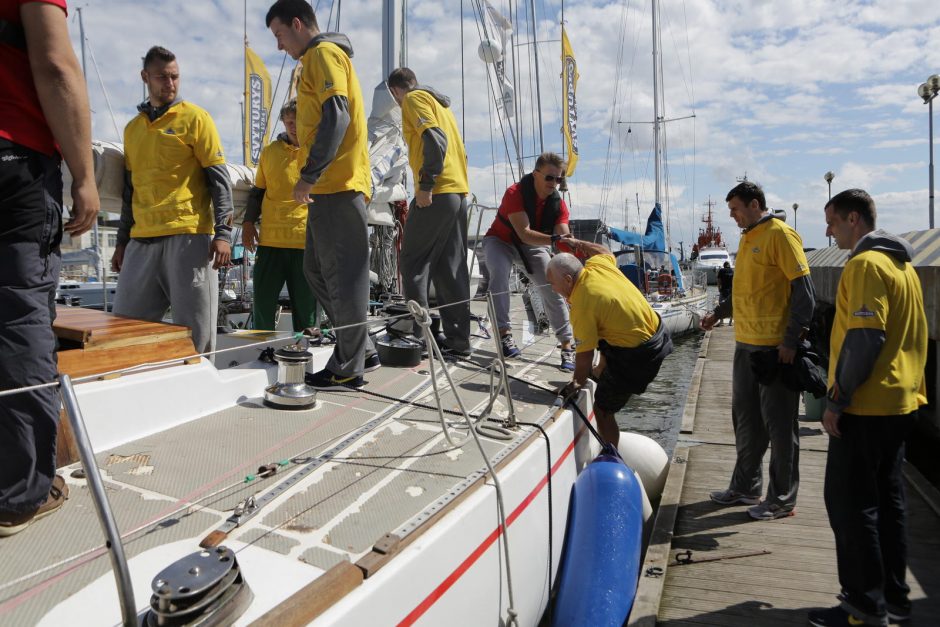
[{"x1": 827, "y1": 229, "x2": 915, "y2": 414}]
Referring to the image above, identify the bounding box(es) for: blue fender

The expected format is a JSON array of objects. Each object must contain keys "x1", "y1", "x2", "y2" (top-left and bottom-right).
[{"x1": 552, "y1": 450, "x2": 644, "y2": 626}]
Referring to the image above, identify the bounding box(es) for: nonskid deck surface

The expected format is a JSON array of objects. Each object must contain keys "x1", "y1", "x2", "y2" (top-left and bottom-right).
[{"x1": 0, "y1": 309, "x2": 573, "y2": 625}]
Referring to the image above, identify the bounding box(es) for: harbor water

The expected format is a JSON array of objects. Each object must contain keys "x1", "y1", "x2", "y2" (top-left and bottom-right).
[{"x1": 616, "y1": 331, "x2": 703, "y2": 457}]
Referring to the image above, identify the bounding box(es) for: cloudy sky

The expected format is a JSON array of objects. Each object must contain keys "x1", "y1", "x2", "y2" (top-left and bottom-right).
[{"x1": 67, "y1": 0, "x2": 940, "y2": 252}]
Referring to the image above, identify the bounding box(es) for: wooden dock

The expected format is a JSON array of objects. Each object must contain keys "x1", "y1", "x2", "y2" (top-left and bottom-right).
[{"x1": 629, "y1": 325, "x2": 940, "y2": 626}]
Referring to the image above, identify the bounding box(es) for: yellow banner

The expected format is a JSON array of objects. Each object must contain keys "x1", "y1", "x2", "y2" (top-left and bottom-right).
[
  {"x1": 244, "y1": 45, "x2": 272, "y2": 168},
  {"x1": 561, "y1": 27, "x2": 579, "y2": 177}
]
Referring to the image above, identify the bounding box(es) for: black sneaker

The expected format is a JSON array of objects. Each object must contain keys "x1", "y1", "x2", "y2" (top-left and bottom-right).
[
  {"x1": 886, "y1": 602, "x2": 911, "y2": 624},
  {"x1": 305, "y1": 368, "x2": 364, "y2": 390},
  {"x1": 440, "y1": 341, "x2": 473, "y2": 358},
  {"x1": 363, "y1": 353, "x2": 381, "y2": 372},
  {"x1": 500, "y1": 334, "x2": 521, "y2": 358},
  {"x1": 807, "y1": 606, "x2": 884, "y2": 627}
]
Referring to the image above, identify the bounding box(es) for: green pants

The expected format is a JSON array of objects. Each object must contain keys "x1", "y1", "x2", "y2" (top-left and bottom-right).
[{"x1": 252, "y1": 245, "x2": 318, "y2": 331}]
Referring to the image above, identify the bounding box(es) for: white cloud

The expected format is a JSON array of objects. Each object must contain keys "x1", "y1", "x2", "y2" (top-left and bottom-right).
[{"x1": 68, "y1": 0, "x2": 939, "y2": 255}]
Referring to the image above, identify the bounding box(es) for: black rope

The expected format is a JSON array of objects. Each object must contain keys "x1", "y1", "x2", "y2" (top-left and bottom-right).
[{"x1": 514, "y1": 420, "x2": 553, "y2": 623}]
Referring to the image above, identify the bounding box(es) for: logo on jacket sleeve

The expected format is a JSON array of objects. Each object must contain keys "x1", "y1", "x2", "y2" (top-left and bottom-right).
[
  {"x1": 323, "y1": 80, "x2": 334, "y2": 91},
  {"x1": 164, "y1": 128, "x2": 177, "y2": 135},
  {"x1": 853, "y1": 304, "x2": 875, "y2": 318}
]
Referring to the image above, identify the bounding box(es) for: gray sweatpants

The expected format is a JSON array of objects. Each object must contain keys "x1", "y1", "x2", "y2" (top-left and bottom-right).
[
  {"x1": 728, "y1": 343, "x2": 800, "y2": 507},
  {"x1": 305, "y1": 191, "x2": 374, "y2": 377},
  {"x1": 400, "y1": 193, "x2": 471, "y2": 352},
  {"x1": 112, "y1": 234, "x2": 218, "y2": 355},
  {"x1": 482, "y1": 236, "x2": 573, "y2": 344}
]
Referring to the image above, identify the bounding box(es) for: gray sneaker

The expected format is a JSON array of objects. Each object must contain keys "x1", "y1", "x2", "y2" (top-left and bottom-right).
[
  {"x1": 747, "y1": 501, "x2": 795, "y2": 520},
  {"x1": 709, "y1": 489, "x2": 760, "y2": 506},
  {"x1": 559, "y1": 348, "x2": 576, "y2": 372}
]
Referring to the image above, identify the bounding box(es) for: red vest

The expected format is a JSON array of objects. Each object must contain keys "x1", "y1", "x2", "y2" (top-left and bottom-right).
[{"x1": 0, "y1": 1, "x2": 68, "y2": 155}]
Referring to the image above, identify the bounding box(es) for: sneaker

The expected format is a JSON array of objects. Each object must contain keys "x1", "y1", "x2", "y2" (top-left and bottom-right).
[
  {"x1": 305, "y1": 368, "x2": 364, "y2": 390},
  {"x1": 560, "y1": 348, "x2": 576, "y2": 372},
  {"x1": 440, "y1": 342, "x2": 473, "y2": 358},
  {"x1": 0, "y1": 475, "x2": 69, "y2": 537},
  {"x1": 808, "y1": 606, "x2": 885, "y2": 627},
  {"x1": 885, "y1": 603, "x2": 911, "y2": 624},
  {"x1": 708, "y1": 489, "x2": 760, "y2": 506},
  {"x1": 747, "y1": 501, "x2": 795, "y2": 520},
  {"x1": 363, "y1": 353, "x2": 381, "y2": 372},
  {"x1": 500, "y1": 334, "x2": 522, "y2": 358}
]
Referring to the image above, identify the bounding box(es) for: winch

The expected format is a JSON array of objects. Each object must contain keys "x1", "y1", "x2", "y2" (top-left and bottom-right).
[
  {"x1": 144, "y1": 546, "x2": 253, "y2": 626},
  {"x1": 263, "y1": 343, "x2": 318, "y2": 409}
]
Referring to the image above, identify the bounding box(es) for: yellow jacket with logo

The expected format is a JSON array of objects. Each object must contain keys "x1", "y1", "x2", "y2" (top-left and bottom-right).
[
  {"x1": 732, "y1": 217, "x2": 810, "y2": 346},
  {"x1": 570, "y1": 254, "x2": 659, "y2": 352},
  {"x1": 255, "y1": 136, "x2": 307, "y2": 249},
  {"x1": 828, "y1": 241, "x2": 927, "y2": 415},
  {"x1": 401, "y1": 88, "x2": 469, "y2": 194},
  {"x1": 124, "y1": 101, "x2": 225, "y2": 238},
  {"x1": 296, "y1": 38, "x2": 370, "y2": 198}
]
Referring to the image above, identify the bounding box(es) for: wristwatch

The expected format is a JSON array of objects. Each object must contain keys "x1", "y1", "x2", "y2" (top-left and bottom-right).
[{"x1": 550, "y1": 234, "x2": 561, "y2": 243}]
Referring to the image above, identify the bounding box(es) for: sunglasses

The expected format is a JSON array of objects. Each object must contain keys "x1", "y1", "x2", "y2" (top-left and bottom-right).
[{"x1": 537, "y1": 170, "x2": 565, "y2": 183}]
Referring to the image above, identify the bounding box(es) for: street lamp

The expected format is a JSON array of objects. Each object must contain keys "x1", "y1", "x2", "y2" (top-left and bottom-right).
[
  {"x1": 918, "y1": 74, "x2": 940, "y2": 229},
  {"x1": 825, "y1": 171, "x2": 835, "y2": 245},
  {"x1": 792, "y1": 202, "x2": 798, "y2": 231}
]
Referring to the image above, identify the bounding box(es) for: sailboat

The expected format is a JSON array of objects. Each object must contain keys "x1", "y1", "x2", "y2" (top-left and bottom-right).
[
  {"x1": 0, "y1": 2, "x2": 669, "y2": 625},
  {"x1": 599, "y1": 0, "x2": 709, "y2": 337}
]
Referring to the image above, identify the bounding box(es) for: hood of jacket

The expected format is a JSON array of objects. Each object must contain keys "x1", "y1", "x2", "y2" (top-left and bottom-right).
[
  {"x1": 305, "y1": 32, "x2": 354, "y2": 57},
  {"x1": 413, "y1": 85, "x2": 451, "y2": 108},
  {"x1": 851, "y1": 229, "x2": 914, "y2": 263}
]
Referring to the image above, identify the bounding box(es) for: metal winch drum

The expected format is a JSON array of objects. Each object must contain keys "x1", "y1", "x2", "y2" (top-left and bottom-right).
[
  {"x1": 263, "y1": 343, "x2": 318, "y2": 409},
  {"x1": 376, "y1": 333, "x2": 423, "y2": 368},
  {"x1": 144, "y1": 546, "x2": 253, "y2": 626},
  {"x1": 378, "y1": 302, "x2": 441, "y2": 368}
]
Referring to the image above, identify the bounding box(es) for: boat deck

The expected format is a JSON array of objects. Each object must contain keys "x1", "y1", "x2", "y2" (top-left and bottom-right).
[
  {"x1": 630, "y1": 325, "x2": 940, "y2": 626},
  {"x1": 0, "y1": 303, "x2": 578, "y2": 626}
]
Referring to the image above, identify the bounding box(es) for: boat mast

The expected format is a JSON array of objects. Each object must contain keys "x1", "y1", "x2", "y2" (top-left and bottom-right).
[
  {"x1": 381, "y1": 0, "x2": 404, "y2": 79},
  {"x1": 528, "y1": 0, "x2": 544, "y2": 155},
  {"x1": 651, "y1": 0, "x2": 662, "y2": 211},
  {"x1": 76, "y1": 7, "x2": 106, "y2": 307}
]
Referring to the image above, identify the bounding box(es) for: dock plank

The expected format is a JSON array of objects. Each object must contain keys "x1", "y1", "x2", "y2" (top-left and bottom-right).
[{"x1": 629, "y1": 326, "x2": 940, "y2": 625}]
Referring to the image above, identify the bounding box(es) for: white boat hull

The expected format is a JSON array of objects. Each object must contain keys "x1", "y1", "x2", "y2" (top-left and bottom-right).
[
  {"x1": 28, "y1": 331, "x2": 601, "y2": 626},
  {"x1": 649, "y1": 288, "x2": 708, "y2": 338}
]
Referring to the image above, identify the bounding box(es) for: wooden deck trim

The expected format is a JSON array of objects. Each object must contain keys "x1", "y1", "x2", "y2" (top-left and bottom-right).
[
  {"x1": 248, "y1": 560, "x2": 363, "y2": 627},
  {"x1": 626, "y1": 445, "x2": 690, "y2": 627},
  {"x1": 680, "y1": 357, "x2": 705, "y2": 434},
  {"x1": 356, "y1": 401, "x2": 571, "y2": 578}
]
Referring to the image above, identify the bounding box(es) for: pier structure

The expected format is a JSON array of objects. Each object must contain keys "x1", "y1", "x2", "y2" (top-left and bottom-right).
[{"x1": 628, "y1": 325, "x2": 940, "y2": 626}]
